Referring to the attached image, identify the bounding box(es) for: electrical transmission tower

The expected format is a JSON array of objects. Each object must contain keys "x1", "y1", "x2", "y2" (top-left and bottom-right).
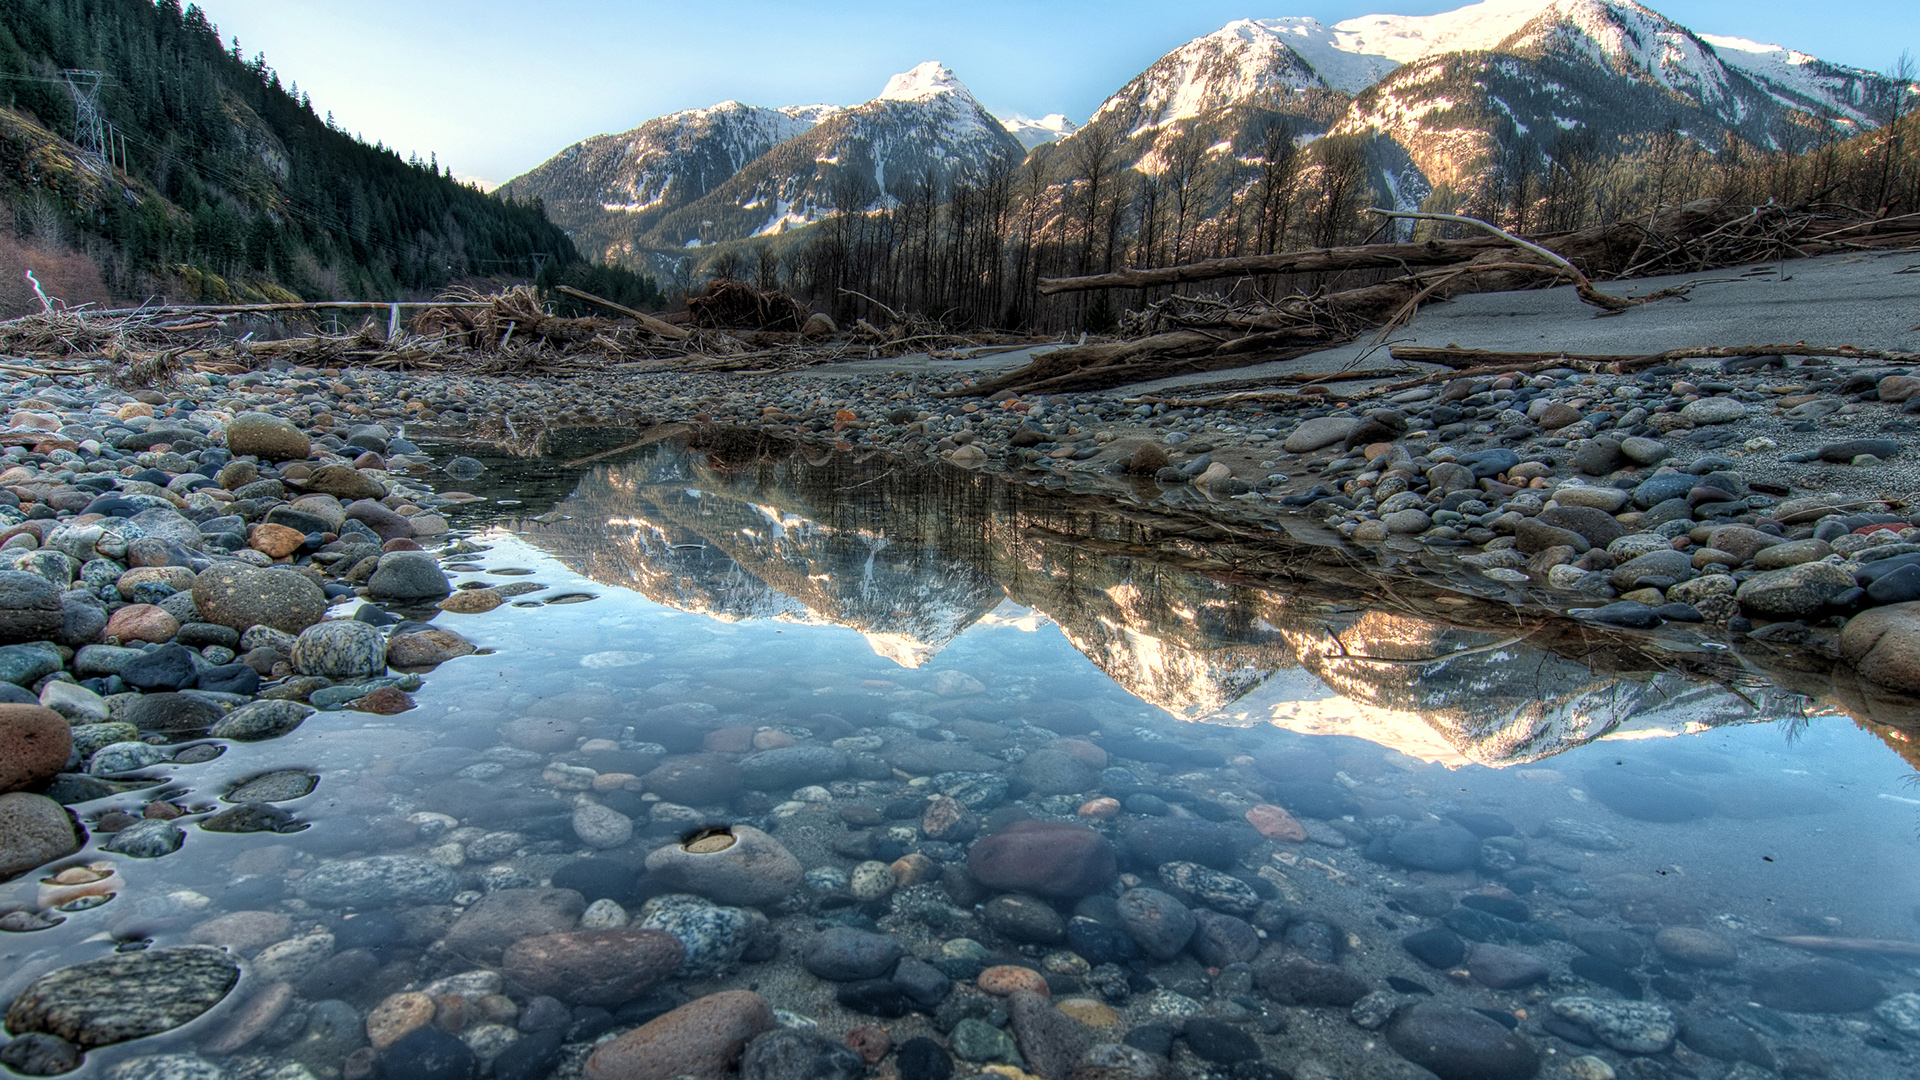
[{"x1": 61, "y1": 69, "x2": 111, "y2": 169}]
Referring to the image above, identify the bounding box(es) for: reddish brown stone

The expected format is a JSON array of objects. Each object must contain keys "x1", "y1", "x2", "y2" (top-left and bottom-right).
[
  {"x1": 844, "y1": 1025, "x2": 891, "y2": 1064},
  {"x1": 967, "y1": 820, "x2": 1116, "y2": 898},
  {"x1": 0, "y1": 704, "x2": 71, "y2": 795},
  {"x1": 502, "y1": 929, "x2": 684, "y2": 1007},
  {"x1": 350, "y1": 686, "x2": 414, "y2": 714},
  {"x1": 584, "y1": 990, "x2": 775, "y2": 1080}
]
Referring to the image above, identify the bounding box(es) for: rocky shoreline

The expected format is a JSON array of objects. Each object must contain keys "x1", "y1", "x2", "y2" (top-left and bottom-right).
[{"x1": 0, "y1": 355, "x2": 1916, "y2": 1080}]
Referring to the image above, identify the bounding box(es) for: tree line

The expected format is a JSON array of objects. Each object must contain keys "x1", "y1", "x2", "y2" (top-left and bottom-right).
[
  {"x1": 0, "y1": 0, "x2": 627, "y2": 306},
  {"x1": 693, "y1": 83, "x2": 1919, "y2": 335}
]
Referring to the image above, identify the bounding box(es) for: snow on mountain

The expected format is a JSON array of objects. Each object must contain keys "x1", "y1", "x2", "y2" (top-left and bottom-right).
[
  {"x1": 1001, "y1": 113, "x2": 1079, "y2": 150},
  {"x1": 879, "y1": 60, "x2": 968, "y2": 103},
  {"x1": 1701, "y1": 33, "x2": 1895, "y2": 126},
  {"x1": 499, "y1": 100, "x2": 841, "y2": 262},
  {"x1": 647, "y1": 62, "x2": 1024, "y2": 246},
  {"x1": 1091, "y1": 19, "x2": 1342, "y2": 135}
]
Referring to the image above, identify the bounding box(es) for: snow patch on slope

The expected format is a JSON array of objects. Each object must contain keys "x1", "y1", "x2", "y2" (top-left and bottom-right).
[{"x1": 1001, "y1": 113, "x2": 1079, "y2": 149}]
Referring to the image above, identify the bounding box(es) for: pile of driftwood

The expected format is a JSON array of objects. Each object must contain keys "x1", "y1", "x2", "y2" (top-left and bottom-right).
[{"x1": 957, "y1": 200, "x2": 1920, "y2": 397}]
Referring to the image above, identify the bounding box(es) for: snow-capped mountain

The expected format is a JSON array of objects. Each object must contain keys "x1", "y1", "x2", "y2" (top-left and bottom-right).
[
  {"x1": 506, "y1": 1, "x2": 1906, "y2": 267},
  {"x1": 1002, "y1": 113, "x2": 1079, "y2": 150},
  {"x1": 644, "y1": 62, "x2": 1025, "y2": 247},
  {"x1": 499, "y1": 101, "x2": 841, "y2": 264}
]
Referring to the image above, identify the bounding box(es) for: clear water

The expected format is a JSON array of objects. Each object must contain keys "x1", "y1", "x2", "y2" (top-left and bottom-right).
[{"x1": 4, "y1": 434, "x2": 1919, "y2": 1079}]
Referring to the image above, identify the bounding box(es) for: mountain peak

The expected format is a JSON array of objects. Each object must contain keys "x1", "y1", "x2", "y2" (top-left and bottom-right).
[{"x1": 878, "y1": 61, "x2": 970, "y2": 103}]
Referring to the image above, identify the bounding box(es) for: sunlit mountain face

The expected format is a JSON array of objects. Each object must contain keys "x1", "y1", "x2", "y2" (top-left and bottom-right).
[{"x1": 505, "y1": 436, "x2": 1865, "y2": 767}]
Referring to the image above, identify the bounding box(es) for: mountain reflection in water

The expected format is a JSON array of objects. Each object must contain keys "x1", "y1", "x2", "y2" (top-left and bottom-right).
[{"x1": 487, "y1": 434, "x2": 1869, "y2": 770}]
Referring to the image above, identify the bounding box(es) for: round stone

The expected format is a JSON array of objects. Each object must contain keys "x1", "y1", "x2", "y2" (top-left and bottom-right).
[
  {"x1": 803, "y1": 928, "x2": 904, "y2": 982},
  {"x1": 0, "y1": 792, "x2": 83, "y2": 880},
  {"x1": 290, "y1": 620, "x2": 388, "y2": 678},
  {"x1": 644, "y1": 825, "x2": 802, "y2": 907},
  {"x1": 224, "y1": 413, "x2": 310, "y2": 461},
  {"x1": 0, "y1": 704, "x2": 71, "y2": 794},
  {"x1": 572, "y1": 803, "x2": 634, "y2": 849},
  {"x1": 210, "y1": 700, "x2": 314, "y2": 741},
  {"x1": 367, "y1": 550, "x2": 452, "y2": 601},
  {"x1": 191, "y1": 564, "x2": 327, "y2": 635},
  {"x1": 968, "y1": 820, "x2": 1117, "y2": 898},
  {"x1": 0, "y1": 570, "x2": 64, "y2": 643},
  {"x1": 636, "y1": 894, "x2": 753, "y2": 977}
]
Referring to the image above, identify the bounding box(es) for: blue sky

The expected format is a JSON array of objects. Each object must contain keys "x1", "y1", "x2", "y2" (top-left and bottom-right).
[{"x1": 209, "y1": 1, "x2": 1918, "y2": 188}]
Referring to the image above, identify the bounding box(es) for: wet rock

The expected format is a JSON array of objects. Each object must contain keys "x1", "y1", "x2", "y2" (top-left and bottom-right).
[
  {"x1": 500, "y1": 928, "x2": 684, "y2": 1006},
  {"x1": 368, "y1": 550, "x2": 452, "y2": 601},
  {"x1": 1070, "y1": 1042, "x2": 1161, "y2": 1080},
  {"x1": 1116, "y1": 888, "x2": 1195, "y2": 959},
  {"x1": 969, "y1": 820, "x2": 1117, "y2": 898},
  {"x1": 492, "y1": 1030, "x2": 565, "y2": 1080},
  {"x1": 1385, "y1": 1004, "x2": 1539, "y2": 1080},
  {"x1": 1653, "y1": 926, "x2": 1737, "y2": 967},
  {"x1": 376, "y1": 1026, "x2": 476, "y2": 1080},
  {"x1": 443, "y1": 888, "x2": 586, "y2": 964},
  {"x1": 104, "y1": 817, "x2": 184, "y2": 858},
  {"x1": 892, "y1": 956, "x2": 952, "y2": 1009},
  {"x1": 804, "y1": 927, "x2": 904, "y2": 981},
  {"x1": 1188, "y1": 910, "x2": 1260, "y2": 967},
  {"x1": 295, "y1": 855, "x2": 459, "y2": 907},
  {"x1": 572, "y1": 803, "x2": 633, "y2": 848},
  {"x1": 1267, "y1": 780, "x2": 1360, "y2": 820},
  {"x1": 387, "y1": 627, "x2": 476, "y2": 669},
  {"x1": 1680, "y1": 1015, "x2": 1777, "y2": 1067},
  {"x1": 1548, "y1": 997, "x2": 1677, "y2": 1053},
  {"x1": 583, "y1": 990, "x2": 775, "y2": 1080},
  {"x1": 0, "y1": 1032, "x2": 81, "y2": 1075},
  {"x1": 291, "y1": 619, "x2": 388, "y2": 678},
  {"x1": 1736, "y1": 562, "x2": 1857, "y2": 618},
  {"x1": 192, "y1": 564, "x2": 327, "y2": 634},
  {"x1": 1182, "y1": 1017, "x2": 1258, "y2": 1063},
  {"x1": 1468, "y1": 943, "x2": 1549, "y2": 989},
  {"x1": 738, "y1": 745, "x2": 848, "y2": 790},
  {"x1": 1007, "y1": 990, "x2": 1091, "y2": 1080},
  {"x1": 986, "y1": 894, "x2": 1067, "y2": 943},
  {"x1": 643, "y1": 825, "x2": 802, "y2": 906},
  {"x1": 1750, "y1": 959, "x2": 1886, "y2": 1013},
  {"x1": 210, "y1": 699, "x2": 312, "y2": 741},
  {"x1": 1838, "y1": 601, "x2": 1920, "y2": 692},
  {"x1": 636, "y1": 894, "x2": 753, "y2": 976},
  {"x1": 3, "y1": 946, "x2": 239, "y2": 1048},
  {"x1": 1389, "y1": 824, "x2": 1481, "y2": 871},
  {"x1": 1403, "y1": 927, "x2": 1467, "y2": 968},
  {"x1": 836, "y1": 979, "x2": 911, "y2": 1017},
  {"x1": 951, "y1": 1016, "x2": 1022, "y2": 1063},
  {"x1": 1251, "y1": 950, "x2": 1369, "y2": 1006},
  {"x1": 921, "y1": 794, "x2": 979, "y2": 842},
  {"x1": 738, "y1": 1028, "x2": 864, "y2": 1080},
  {"x1": 896, "y1": 1036, "x2": 953, "y2": 1080},
  {"x1": 119, "y1": 692, "x2": 221, "y2": 735},
  {"x1": 1119, "y1": 818, "x2": 1235, "y2": 870},
  {"x1": 642, "y1": 754, "x2": 743, "y2": 805},
  {"x1": 0, "y1": 792, "x2": 82, "y2": 880},
  {"x1": 0, "y1": 704, "x2": 71, "y2": 794},
  {"x1": 1019, "y1": 748, "x2": 1098, "y2": 794}
]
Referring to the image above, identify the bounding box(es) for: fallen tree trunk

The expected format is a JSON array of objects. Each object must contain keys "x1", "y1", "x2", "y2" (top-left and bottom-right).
[
  {"x1": 1035, "y1": 237, "x2": 1508, "y2": 295},
  {"x1": 554, "y1": 285, "x2": 690, "y2": 340},
  {"x1": 945, "y1": 329, "x2": 1343, "y2": 398}
]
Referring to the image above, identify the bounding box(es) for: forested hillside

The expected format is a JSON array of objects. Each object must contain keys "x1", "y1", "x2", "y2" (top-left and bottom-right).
[{"x1": 0, "y1": 0, "x2": 590, "y2": 310}]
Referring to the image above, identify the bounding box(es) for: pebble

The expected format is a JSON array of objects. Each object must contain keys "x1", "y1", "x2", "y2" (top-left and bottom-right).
[
  {"x1": 1385, "y1": 1004, "x2": 1539, "y2": 1080},
  {"x1": 1548, "y1": 997, "x2": 1678, "y2": 1053}
]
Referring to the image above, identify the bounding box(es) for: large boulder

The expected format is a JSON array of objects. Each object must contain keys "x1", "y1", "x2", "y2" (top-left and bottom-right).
[
  {"x1": 192, "y1": 564, "x2": 327, "y2": 635},
  {"x1": 1736, "y1": 562, "x2": 1856, "y2": 618},
  {"x1": 290, "y1": 620, "x2": 387, "y2": 678},
  {"x1": 366, "y1": 551, "x2": 451, "y2": 601},
  {"x1": 968, "y1": 820, "x2": 1117, "y2": 898},
  {"x1": 1840, "y1": 602, "x2": 1920, "y2": 692},
  {"x1": 224, "y1": 413, "x2": 310, "y2": 461}
]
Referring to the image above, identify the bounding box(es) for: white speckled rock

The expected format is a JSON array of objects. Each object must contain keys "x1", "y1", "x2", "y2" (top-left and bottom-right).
[{"x1": 290, "y1": 620, "x2": 387, "y2": 678}]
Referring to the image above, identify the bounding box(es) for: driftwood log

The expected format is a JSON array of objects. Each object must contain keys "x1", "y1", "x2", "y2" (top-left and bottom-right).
[{"x1": 1035, "y1": 237, "x2": 1509, "y2": 295}]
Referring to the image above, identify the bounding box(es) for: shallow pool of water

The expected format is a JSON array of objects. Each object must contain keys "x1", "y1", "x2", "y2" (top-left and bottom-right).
[{"x1": 4, "y1": 434, "x2": 1918, "y2": 1080}]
